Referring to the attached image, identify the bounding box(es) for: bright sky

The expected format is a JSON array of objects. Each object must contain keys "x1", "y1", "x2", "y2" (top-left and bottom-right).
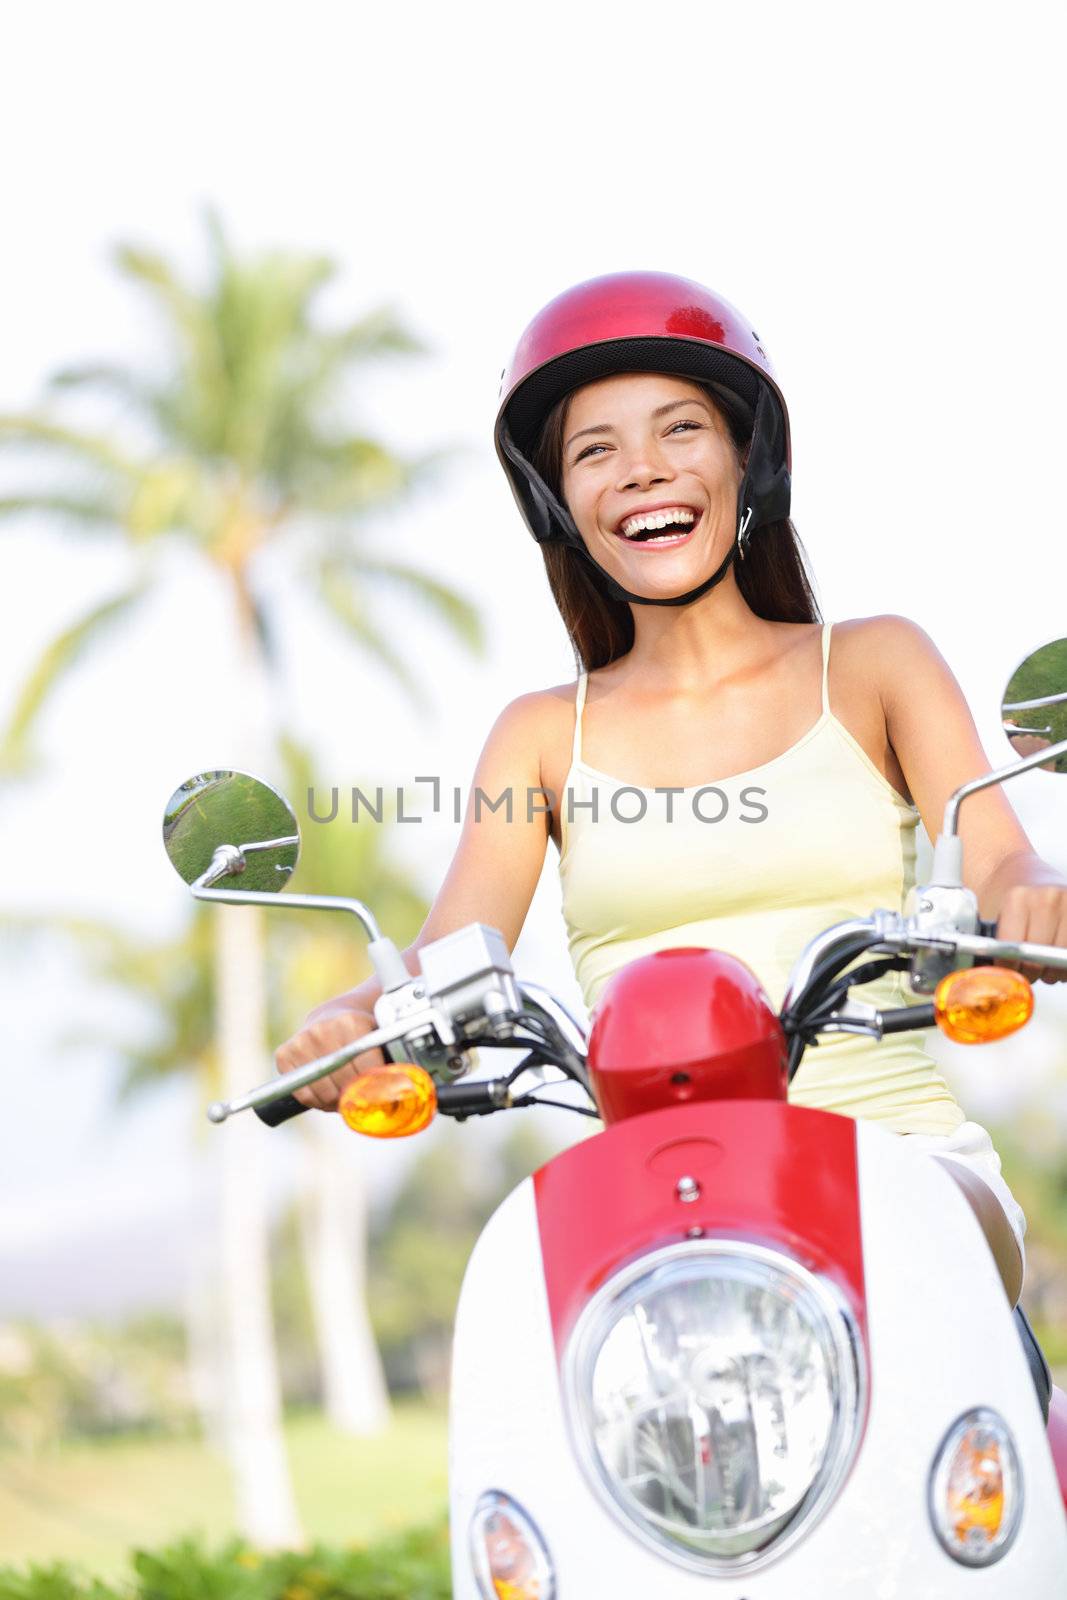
[{"x1": 2, "y1": 0, "x2": 1066, "y2": 1313}]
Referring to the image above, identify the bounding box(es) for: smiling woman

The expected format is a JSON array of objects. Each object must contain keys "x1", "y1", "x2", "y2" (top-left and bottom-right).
[
  {"x1": 275, "y1": 270, "x2": 1067, "y2": 1315},
  {"x1": 504, "y1": 276, "x2": 815, "y2": 672},
  {"x1": 532, "y1": 371, "x2": 817, "y2": 669}
]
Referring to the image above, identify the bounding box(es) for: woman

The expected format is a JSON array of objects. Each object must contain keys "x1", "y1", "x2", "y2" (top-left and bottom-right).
[{"x1": 277, "y1": 272, "x2": 1067, "y2": 1305}]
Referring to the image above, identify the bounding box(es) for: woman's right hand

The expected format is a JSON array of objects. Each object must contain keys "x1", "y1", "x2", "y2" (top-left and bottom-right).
[
  {"x1": 274, "y1": 1007, "x2": 385, "y2": 1112},
  {"x1": 271, "y1": 690, "x2": 555, "y2": 1115}
]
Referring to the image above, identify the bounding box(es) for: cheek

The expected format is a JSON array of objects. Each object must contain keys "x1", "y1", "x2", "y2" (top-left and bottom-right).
[
  {"x1": 561, "y1": 473, "x2": 597, "y2": 530},
  {"x1": 699, "y1": 447, "x2": 742, "y2": 501}
]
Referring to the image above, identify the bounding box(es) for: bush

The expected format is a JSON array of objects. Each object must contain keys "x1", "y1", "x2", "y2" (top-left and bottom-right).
[
  {"x1": 0, "y1": 1318, "x2": 195, "y2": 1451},
  {"x1": 0, "y1": 1525, "x2": 451, "y2": 1600}
]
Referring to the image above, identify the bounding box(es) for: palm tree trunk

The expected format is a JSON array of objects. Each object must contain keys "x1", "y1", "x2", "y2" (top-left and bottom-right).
[
  {"x1": 208, "y1": 580, "x2": 304, "y2": 1545},
  {"x1": 183, "y1": 1244, "x2": 226, "y2": 1452},
  {"x1": 224, "y1": 567, "x2": 390, "y2": 1464},
  {"x1": 215, "y1": 903, "x2": 303, "y2": 1545},
  {"x1": 299, "y1": 1117, "x2": 390, "y2": 1434},
  {"x1": 227, "y1": 566, "x2": 392, "y2": 1440}
]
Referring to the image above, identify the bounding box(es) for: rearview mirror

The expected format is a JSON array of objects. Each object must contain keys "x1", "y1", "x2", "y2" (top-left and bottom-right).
[
  {"x1": 1001, "y1": 637, "x2": 1067, "y2": 775},
  {"x1": 162, "y1": 770, "x2": 300, "y2": 890}
]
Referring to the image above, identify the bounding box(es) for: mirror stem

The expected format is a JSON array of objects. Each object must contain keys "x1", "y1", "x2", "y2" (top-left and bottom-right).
[
  {"x1": 931, "y1": 734, "x2": 1067, "y2": 886},
  {"x1": 190, "y1": 851, "x2": 412, "y2": 993}
]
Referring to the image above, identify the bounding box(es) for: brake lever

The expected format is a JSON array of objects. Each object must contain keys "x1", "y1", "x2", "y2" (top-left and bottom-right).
[
  {"x1": 948, "y1": 931, "x2": 1067, "y2": 972},
  {"x1": 207, "y1": 1014, "x2": 438, "y2": 1123}
]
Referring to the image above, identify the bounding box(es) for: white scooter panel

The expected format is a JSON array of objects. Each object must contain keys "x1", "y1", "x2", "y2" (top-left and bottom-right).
[{"x1": 450, "y1": 1116, "x2": 1066, "y2": 1597}]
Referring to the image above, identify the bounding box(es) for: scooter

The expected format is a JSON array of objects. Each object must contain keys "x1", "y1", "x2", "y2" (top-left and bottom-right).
[{"x1": 162, "y1": 733, "x2": 1067, "y2": 1595}]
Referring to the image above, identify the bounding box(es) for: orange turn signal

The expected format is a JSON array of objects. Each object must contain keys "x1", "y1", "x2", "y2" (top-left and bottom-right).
[
  {"x1": 338, "y1": 1063, "x2": 437, "y2": 1138},
  {"x1": 947, "y1": 1425, "x2": 1007, "y2": 1543},
  {"x1": 934, "y1": 966, "x2": 1034, "y2": 1044}
]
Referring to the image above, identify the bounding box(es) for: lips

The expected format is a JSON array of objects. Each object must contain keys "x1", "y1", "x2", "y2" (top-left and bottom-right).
[
  {"x1": 614, "y1": 502, "x2": 701, "y2": 538},
  {"x1": 612, "y1": 509, "x2": 703, "y2": 550}
]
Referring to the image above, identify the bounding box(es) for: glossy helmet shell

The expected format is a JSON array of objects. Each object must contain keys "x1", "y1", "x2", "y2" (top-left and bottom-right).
[
  {"x1": 587, "y1": 946, "x2": 788, "y2": 1126},
  {"x1": 494, "y1": 271, "x2": 791, "y2": 549}
]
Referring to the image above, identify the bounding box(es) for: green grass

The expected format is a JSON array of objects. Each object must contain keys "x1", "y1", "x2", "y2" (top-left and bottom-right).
[
  {"x1": 162, "y1": 771, "x2": 299, "y2": 891},
  {"x1": 0, "y1": 1404, "x2": 447, "y2": 1582},
  {"x1": 1001, "y1": 635, "x2": 1067, "y2": 769}
]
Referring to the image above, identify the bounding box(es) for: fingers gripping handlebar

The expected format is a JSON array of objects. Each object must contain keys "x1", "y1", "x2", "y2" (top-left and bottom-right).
[{"x1": 252, "y1": 918, "x2": 1067, "y2": 1129}]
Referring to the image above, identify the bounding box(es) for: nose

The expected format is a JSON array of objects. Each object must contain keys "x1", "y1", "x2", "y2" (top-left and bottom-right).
[{"x1": 616, "y1": 435, "x2": 673, "y2": 493}]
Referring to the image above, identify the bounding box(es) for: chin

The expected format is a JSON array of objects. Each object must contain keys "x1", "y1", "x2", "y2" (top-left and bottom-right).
[{"x1": 609, "y1": 554, "x2": 725, "y2": 593}]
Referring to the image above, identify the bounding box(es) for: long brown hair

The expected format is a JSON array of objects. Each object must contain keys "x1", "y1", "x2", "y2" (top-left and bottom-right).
[{"x1": 532, "y1": 384, "x2": 822, "y2": 672}]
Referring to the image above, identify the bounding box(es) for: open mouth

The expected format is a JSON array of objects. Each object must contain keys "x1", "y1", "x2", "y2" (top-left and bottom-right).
[{"x1": 613, "y1": 507, "x2": 702, "y2": 549}]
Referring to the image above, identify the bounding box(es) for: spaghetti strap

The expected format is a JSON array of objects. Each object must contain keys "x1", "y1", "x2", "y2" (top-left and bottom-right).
[
  {"x1": 572, "y1": 672, "x2": 588, "y2": 765},
  {"x1": 820, "y1": 622, "x2": 833, "y2": 716}
]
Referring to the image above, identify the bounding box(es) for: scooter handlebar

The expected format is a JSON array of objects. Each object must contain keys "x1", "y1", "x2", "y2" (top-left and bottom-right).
[{"x1": 255, "y1": 1093, "x2": 307, "y2": 1126}]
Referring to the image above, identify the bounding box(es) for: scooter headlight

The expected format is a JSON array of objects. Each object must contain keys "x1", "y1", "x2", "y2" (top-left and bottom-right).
[
  {"x1": 928, "y1": 1408, "x2": 1022, "y2": 1566},
  {"x1": 563, "y1": 1240, "x2": 863, "y2": 1574}
]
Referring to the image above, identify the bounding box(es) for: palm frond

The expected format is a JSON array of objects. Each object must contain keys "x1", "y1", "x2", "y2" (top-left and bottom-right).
[
  {"x1": 259, "y1": 318, "x2": 425, "y2": 466},
  {"x1": 2, "y1": 906, "x2": 216, "y2": 1094},
  {"x1": 0, "y1": 582, "x2": 148, "y2": 776},
  {"x1": 405, "y1": 443, "x2": 465, "y2": 485},
  {"x1": 46, "y1": 362, "x2": 149, "y2": 400},
  {"x1": 49, "y1": 906, "x2": 218, "y2": 1098},
  {"x1": 318, "y1": 566, "x2": 426, "y2": 711},
  {"x1": 273, "y1": 733, "x2": 430, "y2": 1018},
  {"x1": 113, "y1": 243, "x2": 201, "y2": 329},
  {"x1": 186, "y1": 244, "x2": 336, "y2": 468},
  {"x1": 0, "y1": 492, "x2": 120, "y2": 528},
  {"x1": 336, "y1": 556, "x2": 485, "y2": 655},
  {"x1": 201, "y1": 202, "x2": 230, "y2": 274},
  {"x1": 330, "y1": 305, "x2": 428, "y2": 362},
  {"x1": 248, "y1": 587, "x2": 282, "y2": 674},
  {"x1": 1, "y1": 909, "x2": 127, "y2": 950},
  {"x1": 114, "y1": 240, "x2": 230, "y2": 446},
  {"x1": 0, "y1": 414, "x2": 137, "y2": 477},
  {"x1": 293, "y1": 435, "x2": 418, "y2": 515},
  {"x1": 122, "y1": 456, "x2": 209, "y2": 542}
]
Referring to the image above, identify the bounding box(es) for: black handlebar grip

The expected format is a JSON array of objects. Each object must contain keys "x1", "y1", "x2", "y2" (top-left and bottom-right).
[
  {"x1": 436, "y1": 1081, "x2": 502, "y2": 1117},
  {"x1": 879, "y1": 1003, "x2": 936, "y2": 1033},
  {"x1": 977, "y1": 917, "x2": 998, "y2": 939},
  {"x1": 254, "y1": 1093, "x2": 309, "y2": 1126}
]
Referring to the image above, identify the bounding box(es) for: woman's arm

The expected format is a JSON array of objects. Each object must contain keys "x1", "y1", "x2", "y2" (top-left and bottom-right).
[
  {"x1": 869, "y1": 615, "x2": 1067, "y2": 984},
  {"x1": 278, "y1": 691, "x2": 556, "y2": 1107}
]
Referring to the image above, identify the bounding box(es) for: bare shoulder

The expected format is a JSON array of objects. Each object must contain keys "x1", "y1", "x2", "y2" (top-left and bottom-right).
[
  {"x1": 487, "y1": 680, "x2": 576, "y2": 741},
  {"x1": 831, "y1": 614, "x2": 946, "y2": 701},
  {"x1": 831, "y1": 616, "x2": 1031, "y2": 878},
  {"x1": 480, "y1": 679, "x2": 578, "y2": 783},
  {"x1": 834, "y1": 613, "x2": 938, "y2": 650},
  {"x1": 482, "y1": 679, "x2": 580, "y2": 846}
]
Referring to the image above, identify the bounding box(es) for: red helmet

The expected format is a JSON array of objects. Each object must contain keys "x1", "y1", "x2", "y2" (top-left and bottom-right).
[
  {"x1": 586, "y1": 946, "x2": 788, "y2": 1125},
  {"x1": 495, "y1": 272, "x2": 792, "y2": 607}
]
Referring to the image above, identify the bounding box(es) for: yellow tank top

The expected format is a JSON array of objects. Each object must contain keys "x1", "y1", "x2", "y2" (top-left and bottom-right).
[{"x1": 557, "y1": 621, "x2": 967, "y2": 1137}]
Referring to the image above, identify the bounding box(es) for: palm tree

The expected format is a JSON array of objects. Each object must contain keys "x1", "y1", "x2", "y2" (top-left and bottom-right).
[
  {"x1": 272, "y1": 739, "x2": 430, "y2": 1436},
  {"x1": 47, "y1": 742, "x2": 431, "y2": 1437},
  {"x1": 0, "y1": 210, "x2": 483, "y2": 1543}
]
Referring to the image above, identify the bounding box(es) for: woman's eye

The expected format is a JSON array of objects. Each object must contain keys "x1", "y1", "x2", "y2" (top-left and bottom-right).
[{"x1": 573, "y1": 420, "x2": 700, "y2": 463}]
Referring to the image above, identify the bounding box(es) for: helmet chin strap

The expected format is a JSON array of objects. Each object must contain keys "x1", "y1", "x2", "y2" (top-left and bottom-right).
[{"x1": 572, "y1": 503, "x2": 752, "y2": 607}]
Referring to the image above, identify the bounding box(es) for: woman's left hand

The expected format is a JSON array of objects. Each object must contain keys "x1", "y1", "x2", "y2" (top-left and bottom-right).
[{"x1": 988, "y1": 864, "x2": 1067, "y2": 985}]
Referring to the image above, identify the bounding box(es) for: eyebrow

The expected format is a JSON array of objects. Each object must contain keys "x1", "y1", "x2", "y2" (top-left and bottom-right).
[{"x1": 564, "y1": 397, "x2": 712, "y2": 452}]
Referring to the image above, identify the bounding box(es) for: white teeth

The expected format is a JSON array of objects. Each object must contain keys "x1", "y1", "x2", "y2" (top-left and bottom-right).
[{"x1": 619, "y1": 508, "x2": 696, "y2": 538}]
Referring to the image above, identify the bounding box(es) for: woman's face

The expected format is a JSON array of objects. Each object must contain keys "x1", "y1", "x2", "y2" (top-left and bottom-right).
[{"x1": 559, "y1": 372, "x2": 743, "y2": 598}]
